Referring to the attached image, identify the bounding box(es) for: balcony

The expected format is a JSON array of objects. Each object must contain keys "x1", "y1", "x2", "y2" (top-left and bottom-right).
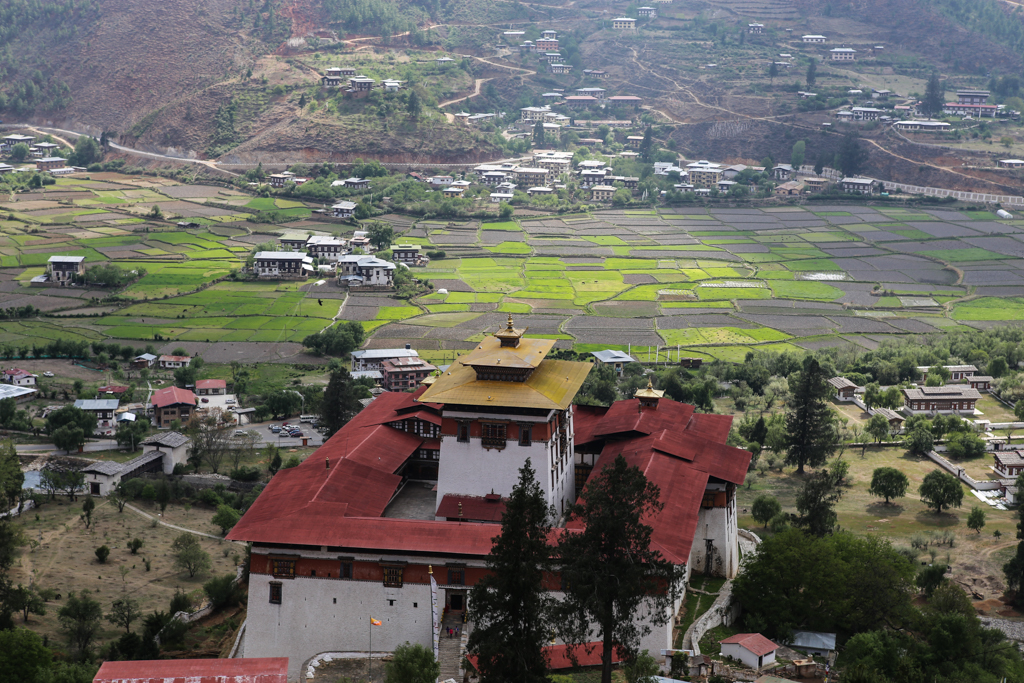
[{"x1": 481, "y1": 436, "x2": 507, "y2": 450}]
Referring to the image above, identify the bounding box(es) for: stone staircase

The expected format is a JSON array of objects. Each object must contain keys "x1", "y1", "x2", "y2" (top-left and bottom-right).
[{"x1": 438, "y1": 612, "x2": 468, "y2": 681}]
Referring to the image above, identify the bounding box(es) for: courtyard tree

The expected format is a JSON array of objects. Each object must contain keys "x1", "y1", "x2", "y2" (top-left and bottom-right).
[
  {"x1": 785, "y1": 357, "x2": 838, "y2": 473},
  {"x1": 384, "y1": 642, "x2": 439, "y2": 683},
  {"x1": 468, "y1": 459, "x2": 552, "y2": 683},
  {"x1": 106, "y1": 596, "x2": 141, "y2": 633},
  {"x1": 905, "y1": 427, "x2": 934, "y2": 457},
  {"x1": 967, "y1": 506, "x2": 986, "y2": 534},
  {"x1": 946, "y1": 431, "x2": 986, "y2": 459},
  {"x1": 171, "y1": 533, "x2": 212, "y2": 578},
  {"x1": 919, "y1": 470, "x2": 964, "y2": 514},
  {"x1": 868, "y1": 467, "x2": 909, "y2": 504},
  {"x1": 751, "y1": 494, "x2": 781, "y2": 529},
  {"x1": 555, "y1": 455, "x2": 684, "y2": 683},
  {"x1": 796, "y1": 469, "x2": 844, "y2": 537},
  {"x1": 866, "y1": 414, "x2": 890, "y2": 444},
  {"x1": 58, "y1": 590, "x2": 104, "y2": 658},
  {"x1": 319, "y1": 366, "x2": 367, "y2": 438}
]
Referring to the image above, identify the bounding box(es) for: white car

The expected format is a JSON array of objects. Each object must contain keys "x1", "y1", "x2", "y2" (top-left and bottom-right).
[{"x1": 42, "y1": 371, "x2": 54, "y2": 377}]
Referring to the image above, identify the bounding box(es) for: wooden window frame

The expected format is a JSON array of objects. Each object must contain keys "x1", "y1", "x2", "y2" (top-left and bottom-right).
[
  {"x1": 519, "y1": 424, "x2": 532, "y2": 447},
  {"x1": 271, "y1": 558, "x2": 297, "y2": 579},
  {"x1": 269, "y1": 582, "x2": 282, "y2": 604},
  {"x1": 447, "y1": 569, "x2": 465, "y2": 586},
  {"x1": 457, "y1": 421, "x2": 470, "y2": 443},
  {"x1": 382, "y1": 565, "x2": 404, "y2": 588}
]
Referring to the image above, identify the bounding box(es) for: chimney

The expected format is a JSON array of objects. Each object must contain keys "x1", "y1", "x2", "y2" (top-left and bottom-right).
[
  {"x1": 405, "y1": 343, "x2": 411, "y2": 350},
  {"x1": 325, "y1": 456, "x2": 330, "y2": 470}
]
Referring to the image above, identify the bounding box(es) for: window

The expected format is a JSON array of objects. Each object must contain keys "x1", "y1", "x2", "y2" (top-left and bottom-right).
[
  {"x1": 271, "y1": 559, "x2": 296, "y2": 579},
  {"x1": 482, "y1": 422, "x2": 507, "y2": 449},
  {"x1": 519, "y1": 424, "x2": 532, "y2": 447},
  {"x1": 340, "y1": 562, "x2": 353, "y2": 579},
  {"x1": 269, "y1": 582, "x2": 282, "y2": 604},
  {"x1": 310, "y1": 569, "x2": 317, "y2": 577},
  {"x1": 701, "y1": 492, "x2": 716, "y2": 509},
  {"x1": 447, "y1": 569, "x2": 465, "y2": 585},
  {"x1": 383, "y1": 565, "x2": 404, "y2": 588},
  {"x1": 457, "y1": 421, "x2": 470, "y2": 443}
]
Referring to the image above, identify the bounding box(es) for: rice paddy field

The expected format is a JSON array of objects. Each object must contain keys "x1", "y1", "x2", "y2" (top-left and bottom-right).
[{"x1": 5, "y1": 176, "x2": 1024, "y2": 363}]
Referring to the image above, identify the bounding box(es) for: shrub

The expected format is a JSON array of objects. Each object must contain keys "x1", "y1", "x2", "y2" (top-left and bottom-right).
[
  {"x1": 203, "y1": 574, "x2": 242, "y2": 610},
  {"x1": 169, "y1": 589, "x2": 191, "y2": 615},
  {"x1": 197, "y1": 488, "x2": 223, "y2": 507},
  {"x1": 283, "y1": 456, "x2": 301, "y2": 469},
  {"x1": 95, "y1": 545, "x2": 110, "y2": 563},
  {"x1": 229, "y1": 466, "x2": 261, "y2": 482},
  {"x1": 172, "y1": 463, "x2": 189, "y2": 475},
  {"x1": 127, "y1": 538, "x2": 144, "y2": 555},
  {"x1": 140, "y1": 484, "x2": 156, "y2": 501}
]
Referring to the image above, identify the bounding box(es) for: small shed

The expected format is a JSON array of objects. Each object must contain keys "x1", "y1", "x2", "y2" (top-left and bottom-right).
[
  {"x1": 828, "y1": 376, "x2": 858, "y2": 400},
  {"x1": 720, "y1": 633, "x2": 778, "y2": 670},
  {"x1": 788, "y1": 630, "x2": 836, "y2": 657}
]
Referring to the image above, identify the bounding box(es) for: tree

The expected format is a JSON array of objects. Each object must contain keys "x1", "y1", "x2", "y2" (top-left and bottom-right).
[
  {"x1": 212, "y1": 505, "x2": 241, "y2": 534},
  {"x1": 115, "y1": 420, "x2": 148, "y2": 451},
  {"x1": 204, "y1": 574, "x2": 243, "y2": 610},
  {"x1": 796, "y1": 470, "x2": 844, "y2": 536},
  {"x1": 468, "y1": 459, "x2": 552, "y2": 683},
  {"x1": 384, "y1": 642, "x2": 439, "y2": 683},
  {"x1": 171, "y1": 533, "x2": 212, "y2": 578},
  {"x1": 68, "y1": 136, "x2": 102, "y2": 167},
  {"x1": 733, "y1": 529, "x2": 915, "y2": 640},
  {"x1": 865, "y1": 414, "x2": 890, "y2": 444},
  {"x1": 768, "y1": 61, "x2": 778, "y2": 83},
  {"x1": 9, "y1": 584, "x2": 46, "y2": 623},
  {"x1": 785, "y1": 357, "x2": 838, "y2": 473},
  {"x1": 52, "y1": 425, "x2": 85, "y2": 454},
  {"x1": 623, "y1": 650, "x2": 660, "y2": 683},
  {"x1": 106, "y1": 596, "x2": 141, "y2": 633},
  {"x1": 837, "y1": 133, "x2": 869, "y2": 178},
  {"x1": 751, "y1": 494, "x2": 781, "y2": 529},
  {"x1": 95, "y1": 545, "x2": 110, "y2": 563},
  {"x1": 81, "y1": 496, "x2": 95, "y2": 528},
  {"x1": 814, "y1": 154, "x2": 825, "y2": 177},
  {"x1": 946, "y1": 431, "x2": 986, "y2": 459},
  {"x1": 57, "y1": 590, "x2": 103, "y2": 657},
  {"x1": 0, "y1": 439, "x2": 24, "y2": 508},
  {"x1": 533, "y1": 120, "x2": 545, "y2": 146},
  {"x1": 0, "y1": 628, "x2": 52, "y2": 683},
  {"x1": 128, "y1": 538, "x2": 144, "y2": 555},
  {"x1": 302, "y1": 321, "x2": 365, "y2": 357},
  {"x1": 42, "y1": 457, "x2": 85, "y2": 500},
  {"x1": 905, "y1": 428, "x2": 934, "y2": 457},
  {"x1": 320, "y1": 367, "x2": 366, "y2": 438},
  {"x1": 45, "y1": 405, "x2": 96, "y2": 439},
  {"x1": 406, "y1": 90, "x2": 422, "y2": 118},
  {"x1": 869, "y1": 467, "x2": 909, "y2": 504},
  {"x1": 919, "y1": 470, "x2": 964, "y2": 514},
  {"x1": 9, "y1": 143, "x2": 29, "y2": 162},
  {"x1": 367, "y1": 221, "x2": 394, "y2": 251},
  {"x1": 184, "y1": 408, "x2": 232, "y2": 473},
  {"x1": 499, "y1": 202, "x2": 514, "y2": 220},
  {"x1": 638, "y1": 126, "x2": 654, "y2": 163},
  {"x1": 791, "y1": 140, "x2": 806, "y2": 170},
  {"x1": 922, "y1": 72, "x2": 945, "y2": 118},
  {"x1": 806, "y1": 59, "x2": 817, "y2": 87},
  {"x1": 965, "y1": 504, "x2": 987, "y2": 535},
  {"x1": 555, "y1": 455, "x2": 683, "y2": 683}
]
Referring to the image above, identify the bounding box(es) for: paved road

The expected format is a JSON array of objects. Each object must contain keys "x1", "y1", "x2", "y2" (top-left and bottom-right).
[{"x1": 15, "y1": 430, "x2": 323, "y2": 457}]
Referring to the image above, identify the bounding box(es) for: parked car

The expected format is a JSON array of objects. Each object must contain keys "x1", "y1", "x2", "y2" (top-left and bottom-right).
[
  {"x1": 234, "y1": 430, "x2": 245, "y2": 437},
  {"x1": 268, "y1": 424, "x2": 277, "y2": 431},
  {"x1": 289, "y1": 430, "x2": 304, "y2": 438},
  {"x1": 42, "y1": 371, "x2": 54, "y2": 377},
  {"x1": 201, "y1": 398, "x2": 209, "y2": 403},
  {"x1": 271, "y1": 426, "x2": 281, "y2": 434},
  {"x1": 225, "y1": 398, "x2": 236, "y2": 405}
]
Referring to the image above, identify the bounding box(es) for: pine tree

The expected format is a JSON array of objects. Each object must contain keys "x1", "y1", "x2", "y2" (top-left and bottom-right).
[
  {"x1": 837, "y1": 133, "x2": 869, "y2": 178},
  {"x1": 769, "y1": 61, "x2": 779, "y2": 83},
  {"x1": 533, "y1": 119, "x2": 545, "y2": 146},
  {"x1": 806, "y1": 59, "x2": 817, "y2": 88},
  {"x1": 319, "y1": 367, "x2": 364, "y2": 438},
  {"x1": 922, "y1": 72, "x2": 944, "y2": 118},
  {"x1": 555, "y1": 455, "x2": 684, "y2": 683},
  {"x1": 785, "y1": 356, "x2": 838, "y2": 473},
  {"x1": 467, "y1": 459, "x2": 552, "y2": 683},
  {"x1": 638, "y1": 126, "x2": 654, "y2": 163}
]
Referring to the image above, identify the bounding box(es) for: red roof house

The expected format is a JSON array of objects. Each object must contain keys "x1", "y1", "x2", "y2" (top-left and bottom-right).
[
  {"x1": 720, "y1": 633, "x2": 779, "y2": 670},
  {"x1": 150, "y1": 386, "x2": 197, "y2": 427},
  {"x1": 93, "y1": 658, "x2": 288, "y2": 683},
  {"x1": 196, "y1": 379, "x2": 227, "y2": 395},
  {"x1": 98, "y1": 385, "x2": 129, "y2": 395}
]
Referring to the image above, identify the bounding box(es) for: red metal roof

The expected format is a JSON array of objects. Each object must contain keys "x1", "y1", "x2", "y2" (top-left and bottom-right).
[
  {"x1": 150, "y1": 386, "x2": 196, "y2": 408},
  {"x1": 720, "y1": 633, "x2": 779, "y2": 656},
  {"x1": 586, "y1": 398, "x2": 695, "y2": 440},
  {"x1": 94, "y1": 658, "x2": 288, "y2": 683},
  {"x1": 196, "y1": 379, "x2": 227, "y2": 390},
  {"x1": 545, "y1": 643, "x2": 623, "y2": 669},
  {"x1": 98, "y1": 385, "x2": 129, "y2": 393},
  {"x1": 436, "y1": 493, "x2": 506, "y2": 522},
  {"x1": 158, "y1": 355, "x2": 191, "y2": 362}
]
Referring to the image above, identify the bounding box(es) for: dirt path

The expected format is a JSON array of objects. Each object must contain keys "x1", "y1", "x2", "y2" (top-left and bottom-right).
[
  {"x1": 438, "y1": 78, "x2": 490, "y2": 108},
  {"x1": 124, "y1": 502, "x2": 242, "y2": 543},
  {"x1": 861, "y1": 138, "x2": 997, "y2": 184}
]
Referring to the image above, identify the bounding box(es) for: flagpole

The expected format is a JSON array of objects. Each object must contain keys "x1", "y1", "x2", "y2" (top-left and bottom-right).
[{"x1": 369, "y1": 618, "x2": 372, "y2": 681}]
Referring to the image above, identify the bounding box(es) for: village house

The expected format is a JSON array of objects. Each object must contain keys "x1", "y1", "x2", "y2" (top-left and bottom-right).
[
  {"x1": 307, "y1": 236, "x2": 346, "y2": 262},
  {"x1": 872, "y1": 88, "x2": 892, "y2": 100},
  {"x1": 0, "y1": 163, "x2": 12, "y2": 174},
  {"x1": 536, "y1": 37, "x2": 558, "y2": 51},
  {"x1": 46, "y1": 255, "x2": 85, "y2": 286},
  {"x1": 802, "y1": 34, "x2": 826, "y2": 43},
  {"x1": 803, "y1": 177, "x2": 830, "y2": 193},
  {"x1": 943, "y1": 102, "x2": 998, "y2": 118},
  {"x1": 34, "y1": 156, "x2": 65, "y2": 172},
  {"x1": 549, "y1": 63, "x2": 573, "y2": 75},
  {"x1": 348, "y1": 76, "x2": 375, "y2": 93},
  {"x1": 337, "y1": 255, "x2": 395, "y2": 288},
  {"x1": 392, "y1": 244, "x2": 422, "y2": 265},
  {"x1": 970, "y1": 376, "x2": 993, "y2": 390},
  {"x1": 268, "y1": 174, "x2": 292, "y2": 188},
  {"x1": 515, "y1": 167, "x2": 551, "y2": 185},
  {"x1": 489, "y1": 191, "x2": 514, "y2": 203},
  {"x1": 341, "y1": 177, "x2": 369, "y2": 189},
  {"x1": 612, "y1": 17, "x2": 636, "y2": 29},
  {"x1": 253, "y1": 251, "x2": 313, "y2": 279},
  {"x1": 720, "y1": 634, "x2": 779, "y2": 671},
  {"x1": 717, "y1": 179, "x2": 737, "y2": 193},
  {"x1": 380, "y1": 356, "x2": 438, "y2": 391},
  {"x1": 158, "y1": 355, "x2": 191, "y2": 369},
  {"x1": 351, "y1": 347, "x2": 420, "y2": 372},
  {"x1": 331, "y1": 201, "x2": 356, "y2": 218},
  {"x1": 590, "y1": 185, "x2": 616, "y2": 201},
  {"x1": 840, "y1": 177, "x2": 877, "y2": 194},
  {"x1": 607, "y1": 95, "x2": 644, "y2": 108},
  {"x1": 774, "y1": 180, "x2": 805, "y2": 196},
  {"x1": 81, "y1": 451, "x2": 165, "y2": 496},
  {"x1": 3, "y1": 368, "x2": 37, "y2": 386},
  {"x1": 542, "y1": 29, "x2": 557, "y2": 39},
  {"x1": 994, "y1": 452, "x2": 1024, "y2": 479},
  {"x1": 0, "y1": 385, "x2": 35, "y2": 404},
  {"x1": 383, "y1": 80, "x2": 402, "y2": 92},
  {"x1": 638, "y1": 6, "x2": 657, "y2": 17},
  {"x1": 773, "y1": 164, "x2": 794, "y2": 180},
  {"x1": 1, "y1": 133, "x2": 34, "y2": 151},
  {"x1": 626, "y1": 135, "x2": 645, "y2": 148},
  {"x1": 895, "y1": 120, "x2": 952, "y2": 132},
  {"x1": 527, "y1": 186, "x2": 554, "y2": 197},
  {"x1": 748, "y1": 23, "x2": 764, "y2": 34},
  {"x1": 590, "y1": 349, "x2": 635, "y2": 374},
  {"x1": 441, "y1": 186, "x2": 465, "y2": 198},
  {"x1": 150, "y1": 387, "x2": 197, "y2": 428},
  {"x1": 917, "y1": 364, "x2": 978, "y2": 381},
  {"x1": 30, "y1": 141, "x2": 59, "y2": 158},
  {"x1": 480, "y1": 171, "x2": 508, "y2": 185},
  {"x1": 227, "y1": 318, "x2": 751, "y2": 680},
  {"x1": 850, "y1": 106, "x2": 883, "y2": 121},
  {"x1": 583, "y1": 69, "x2": 609, "y2": 79},
  {"x1": 74, "y1": 399, "x2": 120, "y2": 435},
  {"x1": 539, "y1": 52, "x2": 562, "y2": 63},
  {"x1": 830, "y1": 47, "x2": 856, "y2": 61},
  {"x1": 1000, "y1": 159, "x2": 1024, "y2": 168},
  {"x1": 195, "y1": 379, "x2": 226, "y2": 396},
  {"x1": 277, "y1": 232, "x2": 308, "y2": 251},
  {"x1": 131, "y1": 353, "x2": 157, "y2": 369},
  {"x1": 874, "y1": 407, "x2": 905, "y2": 432},
  {"x1": 686, "y1": 160, "x2": 725, "y2": 188},
  {"x1": 575, "y1": 87, "x2": 606, "y2": 99},
  {"x1": 902, "y1": 385, "x2": 981, "y2": 415},
  {"x1": 97, "y1": 385, "x2": 129, "y2": 398},
  {"x1": 958, "y1": 89, "x2": 991, "y2": 105},
  {"x1": 321, "y1": 68, "x2": 348, "y2": 86},
  {"x1": 428, "y1": 175, "x2": 454, "y2": 187},
  {"x1": 579, "y1": 169, "x2": 609, "y2": 186}
]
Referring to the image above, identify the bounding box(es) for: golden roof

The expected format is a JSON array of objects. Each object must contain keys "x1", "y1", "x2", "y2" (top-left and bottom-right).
[
  {"x1": 417, "y1": 357, "x2": 591, "y2": 410},
  {"x1": 494, "y1": 313, "x2": 526, "y2": 346},
  {"x1": 462, "y1": 334, "x2": 555, "y2": 370},
  {"x1": 634, "y1": 378, "x2": 665, "y2": 399}
]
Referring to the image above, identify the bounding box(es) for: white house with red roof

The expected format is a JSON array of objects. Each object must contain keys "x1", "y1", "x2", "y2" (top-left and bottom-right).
[
  {"x1": 158, "y1": 354, "x2": 191, "y2": 369},
  {"x1": 93, "y1": 658, "x2": 288, "y2": 683},
  {"x1": 150, "y1": 386, "x2": 197, "y2": 427},
  {"x1": 719, "y1": 633, "x2": 779, "y2": 670},
  {"x1": 228, "y1": 318, "x2": 751, "y2": 679},
  {"x1": 2, "y1": 368, "x2": 36, "y2": 386},
  {"x1": 196, "y1": 379, "x2": 226, "y2": 396}
]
